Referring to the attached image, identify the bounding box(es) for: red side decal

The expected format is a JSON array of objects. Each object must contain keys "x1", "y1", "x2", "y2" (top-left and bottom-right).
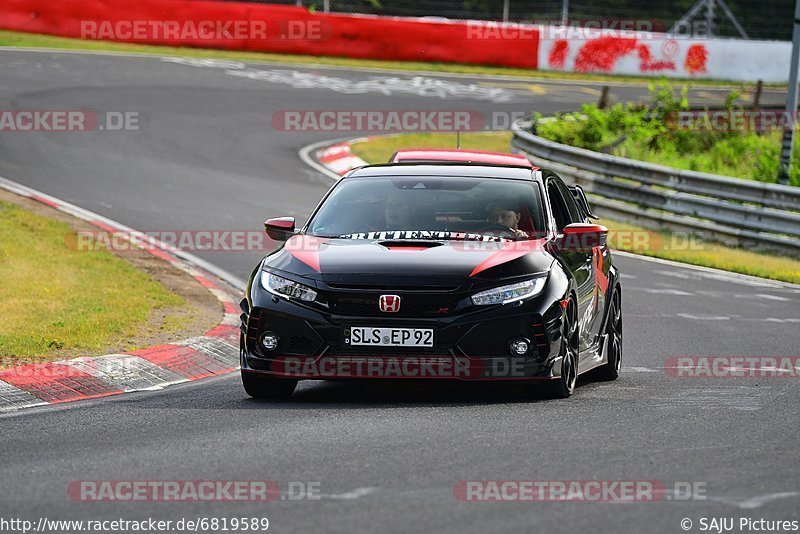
[{"x1": 594, "y1": 249, "x2": 609, "y2": 294}]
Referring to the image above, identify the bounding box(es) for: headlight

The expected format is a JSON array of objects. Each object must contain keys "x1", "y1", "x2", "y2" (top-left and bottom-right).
[
  {"x1": 471, "y1": 277, "x2": 546, "y2": 306},
  {"x1": 261, "y1": 271, "x2": 317, "y2": 302}
]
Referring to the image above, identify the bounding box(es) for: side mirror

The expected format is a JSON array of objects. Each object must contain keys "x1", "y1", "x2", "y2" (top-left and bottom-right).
[
  {"x1": 264, "y1": 216, "x2": 295, "y2": 241},
  {"x1": 561, "y1": 223, "x2": 608, "y2": 252}
]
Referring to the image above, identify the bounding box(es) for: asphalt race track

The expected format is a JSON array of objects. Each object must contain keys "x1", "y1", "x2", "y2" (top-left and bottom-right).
[{"x1": 1, "y1": 49, "x2": 799, "y2": 533}]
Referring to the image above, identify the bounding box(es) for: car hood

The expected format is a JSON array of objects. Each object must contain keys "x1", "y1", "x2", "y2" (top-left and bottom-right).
[{"x1": 263, "y1": 234, "x2": 554, "y2": 284}]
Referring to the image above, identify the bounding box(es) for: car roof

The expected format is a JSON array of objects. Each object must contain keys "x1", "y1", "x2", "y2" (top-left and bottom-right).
[
  {"x1": 346, "y1": 163, "x2": 538, "y2": 181},
  {"x1": 391, "y1": 148, "x2": 536, "y2": 169}
]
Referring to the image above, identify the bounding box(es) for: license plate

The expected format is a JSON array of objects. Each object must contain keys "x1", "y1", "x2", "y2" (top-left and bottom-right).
[{"x1": 345, "y1": 327, "x2": 434, "y2": 348}]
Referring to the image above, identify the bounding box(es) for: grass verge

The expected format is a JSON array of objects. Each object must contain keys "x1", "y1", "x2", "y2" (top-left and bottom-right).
[
  {"x1": 0, "y1": 29, "x2": 773, "y2": 87},
  {"x1": 350, "y1": 132, "x2": 513, "y2": 163},
  {"x1": 0, "y1": 191, "x2": 219, "y2": 362},
  {"x1": 350, "y1": 131, "x2": 800, "y2": 285}
]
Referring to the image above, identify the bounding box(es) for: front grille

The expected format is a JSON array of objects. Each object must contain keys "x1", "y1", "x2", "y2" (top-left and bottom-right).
[{"x1": 328, "y1": 293, "x2": 463, "y2": 317}]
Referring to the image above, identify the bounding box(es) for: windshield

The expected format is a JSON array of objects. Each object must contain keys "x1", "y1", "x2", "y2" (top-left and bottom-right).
[{"x1": 307, "y1": 176, "x2": 546, "y2": 240}]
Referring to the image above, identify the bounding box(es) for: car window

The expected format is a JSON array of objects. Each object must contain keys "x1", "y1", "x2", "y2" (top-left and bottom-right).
[
  {"x1": 307, "y1": 176, "x2": 547, "y2": 240},
  {"x1": 556, "y1": 180, "x2": 584, "y2": 224},
  {"x1": 546, "y1": 177, "x2": 582, "y2": 232}
]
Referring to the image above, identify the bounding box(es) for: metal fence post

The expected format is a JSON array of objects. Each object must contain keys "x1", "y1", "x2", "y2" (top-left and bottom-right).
[{"x1": 778, "y1": 0, "x2": 800, "y2": 185}]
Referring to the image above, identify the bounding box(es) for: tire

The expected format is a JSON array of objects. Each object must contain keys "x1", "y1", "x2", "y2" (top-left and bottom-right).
[
  {"x1": 595, "y1": 287, "x2": 622, "y2": 382},
  {"x1": 527, "y1": 299, "x2": 579, "y2": 400},
  {"x1": 241, "y1": 371, "x2": 297, "y2": 399}
]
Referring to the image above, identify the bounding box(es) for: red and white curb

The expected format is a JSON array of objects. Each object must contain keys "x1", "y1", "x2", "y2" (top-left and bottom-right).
[
  {"x1": 0, "y1": 176, "x2": 245, "y2": 413},
  {"x1": 315, "y1": 140, "x2": 369, "y2": 176}
]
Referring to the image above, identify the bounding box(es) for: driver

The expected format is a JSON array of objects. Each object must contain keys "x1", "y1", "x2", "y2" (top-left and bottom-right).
[{"x1": 487, "y1": 200, "x2": 528, "y2": 238}]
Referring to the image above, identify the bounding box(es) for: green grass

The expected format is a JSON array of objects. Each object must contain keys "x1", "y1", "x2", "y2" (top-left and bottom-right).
[
  {"x1": 350, "y1": 132, "x2": 800, "y2": 285},
  {"x1": 601, "y1": 219, "x2": 800, "y2": 285},
  {"x1": 350, "y1": 132, "x2": 513, "y2": 163},
  {"x1": 0, "y1": 201, "x2": 185, "y2": 360},
  {"x1": 0, "y1": 29, "x2": 774, "y2": 87}
]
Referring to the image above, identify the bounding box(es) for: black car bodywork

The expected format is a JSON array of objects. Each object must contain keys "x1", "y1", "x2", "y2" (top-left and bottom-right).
[{"x1": 240, "y1": 164, "x2": 622, "y2": 399}]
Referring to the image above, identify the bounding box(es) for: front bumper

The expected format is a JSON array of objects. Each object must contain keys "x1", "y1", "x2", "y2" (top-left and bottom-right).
[{"x1": 240, "y1": 290, "x2": 567, "y2": 382}]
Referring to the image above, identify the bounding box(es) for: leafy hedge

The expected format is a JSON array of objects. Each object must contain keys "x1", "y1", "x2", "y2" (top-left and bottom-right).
[{"x1": 534, "y1": 83, "x2": 800, "y2": 187}]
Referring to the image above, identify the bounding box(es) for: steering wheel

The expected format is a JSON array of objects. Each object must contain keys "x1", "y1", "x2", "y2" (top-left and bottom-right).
[{"x1": 475, "y1": 223, "x2": 516, "y2": 236}]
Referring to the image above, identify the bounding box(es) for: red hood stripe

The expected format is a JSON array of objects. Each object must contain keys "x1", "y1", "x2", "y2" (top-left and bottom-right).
[
  {"x1": 469, "y1": 239, "x2": 547, "y2": 277},
  {"x1": 287, "y1": 235, "x2": 328, "y2": 272}
]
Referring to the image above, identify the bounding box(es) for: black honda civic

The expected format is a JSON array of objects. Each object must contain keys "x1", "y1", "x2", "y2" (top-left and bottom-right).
[{"x1": 240, "y1": 161, "x2": 622, "y2": 400}]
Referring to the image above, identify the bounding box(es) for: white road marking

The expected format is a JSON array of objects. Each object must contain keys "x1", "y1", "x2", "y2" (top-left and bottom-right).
[
  {"x1": 162, "y1": 57, "x2": 519, "y2": 102},
  {"x1": 676, "y1": 313, "x2": 730, "y2": 321},
  {"x1": 635, "y1": 313, "x2": 799, "y2": 324},
  {"x1": 650, "y1": 386, "x2": 763, "y2": 412},
  {"x1": 320, "y1": 487, "x2": 379, "y2": 500},
  {"x1": 711, "y1": 492, "x2": 800, "y2": 509},
  {"x1": 654, "y1": 270, "x2": 693, "y2": 280},
  {"x1": 625, "y1": 367, "x2": 659, "y2": 372},
  {"x1": 642, "y1": 288, "x2": 694, "y2": 296},
  {"x1": 752, "y1": 293, "x2": 791, "y2": 302},
  {"x1": 736, "y1": 492, "x2": 800, "y2": 509}
]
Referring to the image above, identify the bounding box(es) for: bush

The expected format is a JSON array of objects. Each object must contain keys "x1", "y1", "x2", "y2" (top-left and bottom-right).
[{"x1": 535, "y1": 81, "x2": 800, "y2": 187}]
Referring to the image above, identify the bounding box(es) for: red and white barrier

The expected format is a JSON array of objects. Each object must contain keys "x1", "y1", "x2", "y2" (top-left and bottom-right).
[
  {"x1": 0, "y1": 0, "x2": 538, "y2": 69},
  {"x1": 0, "y1": 0, "x2": 791, "y2": 83},
  {"x1": 539, "y1": 31, "x2": 792, "y2": 83},
  {"x1": 316, "y1": 142, "x2": 368, "y2": 176}
]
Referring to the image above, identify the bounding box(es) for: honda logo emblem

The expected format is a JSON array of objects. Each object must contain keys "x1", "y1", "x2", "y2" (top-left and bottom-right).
[{"x1": 379, "y1": 295, "x2": 401, "y2": 313}]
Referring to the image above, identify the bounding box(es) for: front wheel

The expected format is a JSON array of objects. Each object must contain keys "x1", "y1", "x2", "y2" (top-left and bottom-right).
[{"x1": 241, "y1": 371, "x2": 297, "y2": 399}]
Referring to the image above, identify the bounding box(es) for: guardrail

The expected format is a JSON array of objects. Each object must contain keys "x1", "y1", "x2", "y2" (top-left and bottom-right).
[{"x1": 510, "y1": 121, "x2": 800, "y2": 255}]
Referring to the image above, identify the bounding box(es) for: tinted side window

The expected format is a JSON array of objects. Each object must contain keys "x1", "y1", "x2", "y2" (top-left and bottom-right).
[
  {"x1": 556, "y1": 180, "x2": 584, "y2": 224},
  {"x1": 546, "y1": 177, "x2": 581, "y2": 232}
]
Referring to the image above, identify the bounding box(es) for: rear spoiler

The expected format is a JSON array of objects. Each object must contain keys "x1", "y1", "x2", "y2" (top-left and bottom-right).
[{"x1": 568, "y1": 185, "x2": 598, "y2": 220}]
